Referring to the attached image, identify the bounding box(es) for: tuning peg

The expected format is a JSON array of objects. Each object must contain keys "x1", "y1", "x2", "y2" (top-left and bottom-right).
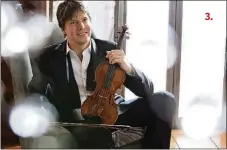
[{"x1": 122, "y1": 24, "x2": 129, "y2": 30}]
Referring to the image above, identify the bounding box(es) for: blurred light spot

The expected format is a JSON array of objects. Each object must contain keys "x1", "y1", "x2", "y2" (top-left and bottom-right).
[
  {"x1": 10, "y1": 105, "x2": 49, "y2": 137},
  {"x1": 1, "y1": 2, "x2": 19, "y2": 33},
  {"x1": 176, "y1": 135, "x2": 218, "y2": 148},
  {"x1": 1, "y1": 6, "x2": 8, "y2": 33},
  {"x1": 167, "y1": 26, "x2": 178, "y2": 69},
  {"x1": 167, "y1": 43, "x2": 177, "y2": 69},
  {"x1": 25, "y1": 15, "x2": 54, "y2": 49},
  {"x1": 3, "y1": 26, "x2": 29, "y2": 55},
  {"x1": 140, "y1": 40, "x2": 159, "y2": 46},
  {"x1": 1, "y1": 42, "x2": 13, "y2": 57},
  {"x1": 9, "y1": 94, "x2": 58, "y2": 138},
  {"x1": 182, "y1": 104, "x2": 218, "y2": 140}
]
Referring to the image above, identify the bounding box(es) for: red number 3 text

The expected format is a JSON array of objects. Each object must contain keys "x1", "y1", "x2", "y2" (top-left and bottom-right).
[{"x1": 205, "y1": 12, "x2": 213, "y2": 20}]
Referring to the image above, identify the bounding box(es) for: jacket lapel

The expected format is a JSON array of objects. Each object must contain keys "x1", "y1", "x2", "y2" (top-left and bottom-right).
[
  {"x1": 86, "y1": 39, "x2": 97, "y2": 91},
  {"x1": 50, "y1": 40, "x2": 69, "y2": 103}
]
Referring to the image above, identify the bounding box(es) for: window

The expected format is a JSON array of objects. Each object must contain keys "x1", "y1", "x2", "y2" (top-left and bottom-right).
[
  {"x1": 178, "y1": 1, "x2": 226, "y2": 117},
  {"x1": 52, "y1": 1, "x2": 63, "y2": 23},
  {"x1": 125, "y1": 1, "x2": 170, "y2": 100}
]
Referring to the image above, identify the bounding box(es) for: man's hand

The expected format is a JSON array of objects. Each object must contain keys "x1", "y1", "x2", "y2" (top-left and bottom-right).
[{"x1": 106, "y1": 50, "x2": 133, "y2": 75}]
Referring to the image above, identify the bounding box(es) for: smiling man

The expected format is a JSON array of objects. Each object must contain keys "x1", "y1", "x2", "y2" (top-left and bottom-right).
[{"x1": 27, "y1": 0, "x2": 176, "y2": 149}]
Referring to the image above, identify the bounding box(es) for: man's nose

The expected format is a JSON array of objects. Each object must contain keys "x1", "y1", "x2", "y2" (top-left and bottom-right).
[{"x1": 77, "y1": 22, "x2": 85, "y2": 30}]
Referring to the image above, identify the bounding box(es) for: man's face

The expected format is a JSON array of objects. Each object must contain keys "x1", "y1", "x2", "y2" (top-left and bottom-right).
[{"x1": 64, "y1": 11, "x2": 91, "y2": 45}]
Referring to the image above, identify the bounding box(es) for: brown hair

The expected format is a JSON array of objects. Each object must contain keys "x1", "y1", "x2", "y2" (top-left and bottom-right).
[{"x1": 56, "y1": 0, "x2": 91, "y2": 31}]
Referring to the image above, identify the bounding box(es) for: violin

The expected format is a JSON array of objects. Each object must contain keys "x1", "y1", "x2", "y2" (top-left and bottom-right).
[{"x1": 81, "y1": 25, "x2": 129, "y2": 125}]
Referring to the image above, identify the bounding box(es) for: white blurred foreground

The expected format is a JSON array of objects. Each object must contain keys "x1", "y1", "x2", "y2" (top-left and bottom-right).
[
  {"x1": 1, "y1": 2, "x2": 55, "y2": 57},
  {"x1": 9, "y1": 94, "x2": 58, "y2": 138},
  {"x1": 180, "y1": 96, "x2": 226, "y2": 140}
]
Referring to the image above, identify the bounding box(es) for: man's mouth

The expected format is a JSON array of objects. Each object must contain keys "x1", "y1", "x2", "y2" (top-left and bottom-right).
[{"x1": 77, "y1": 32, "x2": 87, "y2": 36}]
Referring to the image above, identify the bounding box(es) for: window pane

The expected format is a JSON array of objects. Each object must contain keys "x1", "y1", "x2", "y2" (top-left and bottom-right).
[
  {"x1": 52, "y1": 1, "x2": 63, "y2": 23},
  {"x1": 83, "y1": 1, "x2": 115, "y2": 41},
  {"x1": 125, "y1": 1, "x2": 170, "y2": 100},
  {"x1": 179, "y1": 1, "x2": 226, "y2": 117}
]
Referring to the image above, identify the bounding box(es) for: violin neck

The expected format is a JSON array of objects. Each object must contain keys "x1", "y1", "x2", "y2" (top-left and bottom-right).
[
  {"x1": 116, "y1": 38, "x2": 123, "y2": 49},
  {"x1": 103, "y1": 64, "x2": 116, "y2": 88},
  {"x1": 103, "y1": 25, "x2": 127, "y2": 88},
  {"x1": 116, "y1": 31, "x2": 125, "y2": 49}
]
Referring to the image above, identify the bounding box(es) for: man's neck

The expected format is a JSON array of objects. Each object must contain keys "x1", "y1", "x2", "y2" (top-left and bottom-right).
[{"x1": 68, "y1": 40, "x2": 90, "y2": 56}]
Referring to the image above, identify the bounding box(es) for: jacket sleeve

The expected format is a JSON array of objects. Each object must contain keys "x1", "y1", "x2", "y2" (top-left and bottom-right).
[
  {"x1": 27, "y1": 48, "x2": 54, "y2": 102},
  {"x1": 27, "y1": 68, "x2": 54, "y2": 100}
]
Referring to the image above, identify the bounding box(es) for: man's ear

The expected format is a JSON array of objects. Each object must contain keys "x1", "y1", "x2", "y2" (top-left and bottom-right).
[{"x1": 62, "y1": 28, "x2": 66, "y2": 38}]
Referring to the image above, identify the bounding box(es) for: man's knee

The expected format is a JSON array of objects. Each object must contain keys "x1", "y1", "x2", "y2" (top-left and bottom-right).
[
  {"x1": 147, "y1": 91, "x2": 176, "y2": 123},
  {"x1": 153, "y1": 91, "x2": 176, "y2": 104}
]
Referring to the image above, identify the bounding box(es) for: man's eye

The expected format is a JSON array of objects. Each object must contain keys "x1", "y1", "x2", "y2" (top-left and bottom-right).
[
  {"x1": 70, "y1": 21, "x2": 75, "y2": 24},
  {"x1": 83, "y1": 18, "x2": 88, "y2": 22}
]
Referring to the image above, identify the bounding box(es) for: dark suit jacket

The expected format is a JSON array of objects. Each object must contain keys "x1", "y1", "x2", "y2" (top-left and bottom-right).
[{"x1": 27, "y1": 38, "x2": 154, "y2": 122}]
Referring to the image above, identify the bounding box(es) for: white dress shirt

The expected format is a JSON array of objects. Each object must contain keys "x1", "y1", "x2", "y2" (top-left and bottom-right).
[{"x1": 66, "y1": 41, "x2": 93, "y2": 105}]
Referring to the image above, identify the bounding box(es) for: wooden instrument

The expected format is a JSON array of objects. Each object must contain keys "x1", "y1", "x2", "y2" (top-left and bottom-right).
[{"x1": 81, "y1": 25, "x2": 129, "y2": 125}]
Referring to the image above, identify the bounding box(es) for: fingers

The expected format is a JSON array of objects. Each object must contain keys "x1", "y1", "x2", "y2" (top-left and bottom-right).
[
  {"x1": 106, "y1": 50, "x2": 124, "y2": 64},
  {"x1": 106, "y1": 51, "x2": 110, "y2": 58},
  {"x1": 106, "y1": 50, "x2": 124, "y2": 58},
  {"x1": 110, "y1": 50, "x2": 124, "y2": 54},
  {"x1": 109, "y1": 56, "x2": 122, "y2": 64}
]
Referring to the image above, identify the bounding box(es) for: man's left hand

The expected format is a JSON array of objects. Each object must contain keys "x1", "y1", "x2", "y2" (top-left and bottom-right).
[{"x1": 106, "y1": 49, "x2": 132, "y2": 75}]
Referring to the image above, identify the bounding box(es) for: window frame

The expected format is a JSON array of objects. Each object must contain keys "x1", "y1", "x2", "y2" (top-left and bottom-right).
[
  {"x1": 168, "y1": 1, "x2": 183, "y2": 128},
  {"x1": 114, "y1": 1, "x2": 127, "y2": 97}
]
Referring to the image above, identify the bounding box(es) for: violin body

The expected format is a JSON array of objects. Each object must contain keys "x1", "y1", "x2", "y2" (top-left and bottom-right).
[
  {"x1": 81, "y1": 25, "x2": 128, "y2": 125},
  {"x1": 81, "y1": 61, "x2": 126, "y2": 124}
]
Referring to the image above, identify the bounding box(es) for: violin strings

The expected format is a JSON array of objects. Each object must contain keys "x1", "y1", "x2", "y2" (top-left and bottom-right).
[
  {"x1": 104, "y1": 64, "x2": 113, "y2": 100},
  {"x1": 105, "y1": 64, "x2": 113, "y2": 88},
  {"x1": 104, "y1": 64, "x2": 112, "y2": 88},
  {"x1": 109, "y1": 64, "x2": 115, "y2": 85},
  {"x1": 100, "y1": 64, "x2": 116, "y2": 111},
  {"x1": 92, "y1": 90, "x2": 99, "y2": 115},
  {"x1": 108, "y1": 64, "x2": 115, "y2": 96}
]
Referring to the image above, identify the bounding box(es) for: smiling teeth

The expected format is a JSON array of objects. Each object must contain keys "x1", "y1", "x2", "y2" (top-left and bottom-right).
[{"x1": 78, "y1": 33, "x2": 85, "y2": 35}]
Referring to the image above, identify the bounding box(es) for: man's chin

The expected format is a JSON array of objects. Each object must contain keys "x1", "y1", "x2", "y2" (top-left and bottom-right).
[{"x1": 77, "y1": 39, "x2": 90, "y2": 45}]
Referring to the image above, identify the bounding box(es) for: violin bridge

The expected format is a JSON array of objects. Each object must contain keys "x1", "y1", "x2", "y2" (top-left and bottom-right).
[{"x1": 98, "y1": 95, "x2": 107, "y2": 99}]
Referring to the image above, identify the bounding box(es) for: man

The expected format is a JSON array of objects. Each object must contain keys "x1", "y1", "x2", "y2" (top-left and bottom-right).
[{"x1": 27, "y1": 0, "x2": 176, "y2": 148}]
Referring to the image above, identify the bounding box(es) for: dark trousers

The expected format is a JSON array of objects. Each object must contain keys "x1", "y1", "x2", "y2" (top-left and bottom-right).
[
  {"x1": 70, "y1": 91, "x2": 176, "y2": 149},
  {"x1": 81, "y1": 91, "x2": 176, "y2": 149},
  {"x1": 115, "y1": 91, "x2": 176, "y2": 149}
]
